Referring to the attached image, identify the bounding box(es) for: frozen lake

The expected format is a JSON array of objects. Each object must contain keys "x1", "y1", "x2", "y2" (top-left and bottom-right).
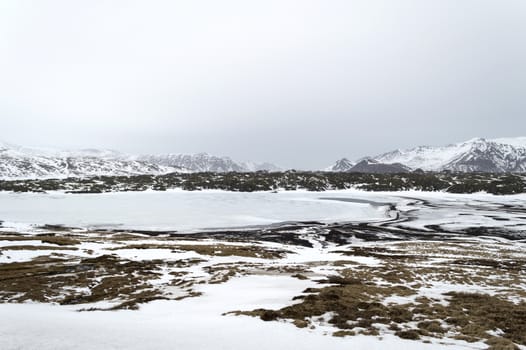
[{"x1": 0, "y1": 190, "x2": 390, "y2": 231}]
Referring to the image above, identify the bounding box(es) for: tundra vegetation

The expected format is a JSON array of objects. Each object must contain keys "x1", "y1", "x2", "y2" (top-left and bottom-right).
[
  {"x1": 0, "y1": 171, "x2": 525, "y2": 195},
  {"x1": 1, "y1": 223, "x2": 525, "y2": 349}
]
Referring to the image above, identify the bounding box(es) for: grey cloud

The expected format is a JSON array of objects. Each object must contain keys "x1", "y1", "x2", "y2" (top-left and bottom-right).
[{"x1": 1, "y1": 0, "x2": 525, "y2": 169}]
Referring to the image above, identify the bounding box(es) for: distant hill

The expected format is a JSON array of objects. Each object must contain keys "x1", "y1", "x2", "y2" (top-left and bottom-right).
[{"x1": 348, "y1": 159, "x2": 411, "y2": 174}]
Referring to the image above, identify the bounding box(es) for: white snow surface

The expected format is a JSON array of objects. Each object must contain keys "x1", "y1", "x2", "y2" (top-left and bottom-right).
[
  {"x1": 0, "y1": 275, "x2": 473, "y2": 350},
  {"x1": 1, "y1": 189, "x2": 524, "y2": 350},
  {"x1": 1, "y1": 189, "x2": 525, "y2": 234},
  {"x1": 0, "y1": 190, "x2": 390, "y2": 232}
]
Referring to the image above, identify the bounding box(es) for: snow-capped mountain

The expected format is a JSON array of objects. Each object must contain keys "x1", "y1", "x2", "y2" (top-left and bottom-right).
[
  {"x1": 326, "y1": 158, "x2": 354, "y2": 172},
  {"x1": 374, "y1": 137, "x2": 526, "y2": 172},
  {"x1": 138, "y1": 153, "x2": 280, "y2": 173},
  {"x1": 0, "y1": 142, "x2": 281, "y2": 179},
  {"x1": 0, "y1": 142, "x2": 178, "y2": 179},
  {"x1": 328, "y1": 137, "x2": 526, "y2": 173},
  {"x1": 138, "y1": 153, "x2": 245, "y2": 173}
]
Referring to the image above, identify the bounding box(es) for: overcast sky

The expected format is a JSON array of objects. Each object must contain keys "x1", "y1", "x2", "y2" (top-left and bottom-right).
[{"x1": 1, "y1": 0, "x2": 525, "y2": 169}]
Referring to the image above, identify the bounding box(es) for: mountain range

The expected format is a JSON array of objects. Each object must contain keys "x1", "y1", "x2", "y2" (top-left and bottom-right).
[
  {"x1": 0, "y1": 141, "x2": 280, "y2": 179},
  {"x1": 328, "y1": 137, "x2": 526, "y2": 173},
  {"x1": 2, "y1": 137, "x2": 526, "y2": 179},
  {"x1": 138, "y1": 154, "x2": 281, "y2": 173}
]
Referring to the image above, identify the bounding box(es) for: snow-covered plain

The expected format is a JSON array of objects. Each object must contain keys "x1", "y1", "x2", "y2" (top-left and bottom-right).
[
  {"x1": 1, "y1": 190, "x2": 526, "y2": 350},
  {"x1": 0, "y1": 190, "x2": 391, "y2": 231},
  {"x1": 1, "y1": 189, "x2": 525, "y2": 234},
  {"x1": 0, "y1": 276, "x2": 460, "y2": 350}
]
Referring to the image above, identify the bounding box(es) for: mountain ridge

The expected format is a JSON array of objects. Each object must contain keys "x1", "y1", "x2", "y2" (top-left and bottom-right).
[
  {"x1": 3, "y1": 137, "x2": 526, "y2": 179},
  {"x1": 328, "y1": 137, "x2": 526, "y2": 173},
  {"x1": 0, "y1": 142, "x2": 281, "y2": 179}
]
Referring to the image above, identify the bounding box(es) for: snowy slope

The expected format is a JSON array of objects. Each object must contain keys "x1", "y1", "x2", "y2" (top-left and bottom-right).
[
  {"x1": 0, "y1": 142, "x2": 280, "y2": 179},
  {"x1": 138, "y1": 153, "x2": 281, "y2": 173},
  {"x1": 326, "y1": 158, "x2": 354, "y2": 171},
  {"x1": 329, "y1": 137, "x2": 526, "y2": 173},
  {"x1": 138, "y1": 153, "x2": 245, "y2": 173},
  {"x1": 374, "y1": 138, "x2": 526, "y2": 172},
  {"x1": 0, "y1": 144, "x2": 177, "y2": 179}
]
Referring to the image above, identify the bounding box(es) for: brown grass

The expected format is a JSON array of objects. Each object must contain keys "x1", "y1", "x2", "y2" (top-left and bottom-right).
[
  {"x1": 0, "y1": 254, "x2": 167, "y2": 309},
  {"x1": 232, "y1": 256, "x2": 526, "y2": 347},
  {"x1": 110, "y1": 243, "x2": 289, "y2": 259}
]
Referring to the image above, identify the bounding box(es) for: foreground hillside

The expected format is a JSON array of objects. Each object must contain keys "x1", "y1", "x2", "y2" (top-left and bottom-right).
[{"x1": 1, "y1": 171, "x2": 525, "y2": 195}]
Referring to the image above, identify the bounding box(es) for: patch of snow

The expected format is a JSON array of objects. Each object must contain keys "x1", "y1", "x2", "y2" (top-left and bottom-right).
[
  {"x1": 0, "y1": 275, "x2": 476, "y2": 350},
  {"x1": 0, "y1": 190, "x2": 391, "y2": 232}
]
